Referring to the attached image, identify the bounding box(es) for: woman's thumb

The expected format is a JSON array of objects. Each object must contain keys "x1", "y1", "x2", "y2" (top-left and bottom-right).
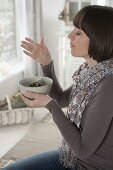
[{"x1": 41, "y1": 38, "x2": 45, "y2": 47}]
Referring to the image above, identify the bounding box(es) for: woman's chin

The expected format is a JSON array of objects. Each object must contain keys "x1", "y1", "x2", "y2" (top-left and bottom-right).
[
  {"x1": 71, "y1": 49, "x2": 78, "y2": 56},
  {"x1": 70, "y1": 51, "x2": 83, "y2": 58},
  {"x1": 71, "y1": 52, "x2": 78, "y2": 57}
]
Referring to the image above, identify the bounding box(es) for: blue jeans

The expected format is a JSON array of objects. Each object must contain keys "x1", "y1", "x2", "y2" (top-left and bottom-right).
[{"x1": 3, "y1": 149, "x2": 77, "y2": 170}]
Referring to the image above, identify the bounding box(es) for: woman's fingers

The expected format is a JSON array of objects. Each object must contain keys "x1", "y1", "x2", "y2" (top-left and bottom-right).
[
  {"x1": 21, "y1": 41, "x2": 34, "y2": 51},
  {"x1": 23, "y1": 50, "x2": 32, "y2": 57},
  {"x1": 21, "y1": 39, "x2": 41, "y2": 54},
  {"x1": 24, "y1": 37, "x2": 43, "y2": 48},
  {"x1": 23, "y1": 91, "x2": 37, "y2": 99},
  {"x1": 21, "y1": 43, "x2": 40, "y2": 60},
  {"x1": 40, "y1": 38, "x2": 45, "y2": 47},
  {"x1": 21, "y1": 43, "x2": 30, "y2": 52},
  {"x1": 21, "y1": 91, "x2": 36, "y2": 102},
  {"x1": 21, "y1": 40, "x2": 33, "y2": 47},
  {"x1": 21, "y1": 92, "x2": 43, "y2": 108},
  {"x1": 21, "y1": 94, "x2": 34, "y2": 107},
  {"x1": 21, "y1": 40, "x2": 37, "y2": 47},
  {"x1": 25, "y1": 37, "x2": 37, "y2": 45}
]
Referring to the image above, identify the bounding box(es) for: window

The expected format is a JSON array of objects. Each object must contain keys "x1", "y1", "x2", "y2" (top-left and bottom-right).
[
  {"x1": 0, "y1": 0, "x2": 37, "y2": 99},
  {"x1": 0, "y1": 0, "x2": 22, "y2": 79},
  {"x1": 0, "y1": 0, "x2": 16, "y2": 61},
  {"x1": 60, "y1": 0, "x2": 91, "y2": 26}
]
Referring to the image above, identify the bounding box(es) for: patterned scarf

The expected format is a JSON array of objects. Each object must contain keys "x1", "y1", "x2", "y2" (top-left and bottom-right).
[{"x1": 60, "y1": 58, "x2": 113, "y2": 168}]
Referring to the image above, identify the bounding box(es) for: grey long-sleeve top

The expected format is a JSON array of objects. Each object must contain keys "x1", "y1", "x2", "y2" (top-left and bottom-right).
[{"x1": 41, "y1": 61, "x2": 113, "y2": 170}]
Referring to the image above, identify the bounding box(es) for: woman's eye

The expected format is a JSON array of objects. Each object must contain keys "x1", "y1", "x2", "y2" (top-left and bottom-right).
[{"x1": 76, "y1": 32, "x2": 81, "y2": 35}]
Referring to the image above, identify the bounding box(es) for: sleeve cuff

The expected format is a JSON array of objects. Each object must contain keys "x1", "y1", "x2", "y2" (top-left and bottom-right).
[
  {"x1": 41, "y1": 61, "x2": 53, "y2": 70},
  {"x1": 45, "y1": 99, "x2": 57, "y2": 110}
]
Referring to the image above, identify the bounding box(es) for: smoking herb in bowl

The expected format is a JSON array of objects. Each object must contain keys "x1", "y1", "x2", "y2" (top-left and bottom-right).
[
  {"x1": 29, "y1": 80, "x2": 46, "y2": 87},
  {"x1": 18, "y1": 76, "x2": 53, "y2": 94},
  {"x1": 29, "y1": 81, "x2": 41, "y2": 87}
]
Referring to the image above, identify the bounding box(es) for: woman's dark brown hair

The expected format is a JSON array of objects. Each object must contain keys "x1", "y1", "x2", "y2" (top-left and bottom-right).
[{"x1": 73, "y1": 5, "x2": 113, "y2": 62}]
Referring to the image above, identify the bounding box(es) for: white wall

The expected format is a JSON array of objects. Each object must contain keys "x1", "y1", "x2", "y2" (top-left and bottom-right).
[{"x1": 42, "y1": 0, "x2": 65, "y2": 77}]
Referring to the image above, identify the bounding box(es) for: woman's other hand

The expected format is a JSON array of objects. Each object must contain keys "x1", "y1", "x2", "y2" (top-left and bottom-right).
[
  {"x1": 21, "y1": 91, "x2": 52, "y2": 108},
  {"x1": 21, "y1": 38, "x2": 52, "y2": 65}
]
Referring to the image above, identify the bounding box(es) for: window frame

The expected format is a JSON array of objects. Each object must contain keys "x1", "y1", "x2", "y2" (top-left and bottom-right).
[{"x1": 0, "y1": 0, "x2": 23, "y2": 80}]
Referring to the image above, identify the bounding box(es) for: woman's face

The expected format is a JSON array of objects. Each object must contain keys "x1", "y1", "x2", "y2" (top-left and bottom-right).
[{"x1": 68, "y1": 27, "x2": 90, "y2": 58}]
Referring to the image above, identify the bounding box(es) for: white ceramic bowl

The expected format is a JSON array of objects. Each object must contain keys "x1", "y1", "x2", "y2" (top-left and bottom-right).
[{"x1": 18, "y1": 76, "x2": 53, "y2": 94}]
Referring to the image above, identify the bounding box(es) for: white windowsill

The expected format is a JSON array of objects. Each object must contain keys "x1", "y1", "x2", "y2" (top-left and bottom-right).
[
  {"x1": 0, "y1": 61, "x2": 24, "y2": 100},
  {"x1": 0, "y1": 61, "x2": 24, "y2": 83}
]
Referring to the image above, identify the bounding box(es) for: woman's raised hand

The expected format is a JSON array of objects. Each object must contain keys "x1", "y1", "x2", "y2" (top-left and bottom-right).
[{"x1": 21, "y1": 37, "x2": 52, "y2": 65}]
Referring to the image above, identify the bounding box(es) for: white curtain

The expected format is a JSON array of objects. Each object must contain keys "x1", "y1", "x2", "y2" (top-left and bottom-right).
[
  {"x1": 91, "y1": 0, "x2": 113, "y2": 6},
  {"x1": 15, "y1": 0, "x2": 43, "y2": 77}
]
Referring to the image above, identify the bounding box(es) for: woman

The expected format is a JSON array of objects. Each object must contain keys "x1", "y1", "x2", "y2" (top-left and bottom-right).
[{"x1": 3, "y1": 5, "x2": 113, "y2": 170}]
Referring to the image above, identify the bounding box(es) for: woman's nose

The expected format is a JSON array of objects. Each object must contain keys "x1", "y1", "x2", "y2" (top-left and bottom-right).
[
  {"x1": 68, "y1": 32, "x2": 72, "y2": 39},
  {"x1": 68, "y1": 31, "x2": 74, "y2": 40},
  {"x1": 68, "y1": 33, "x2": 70, "y2": 39}
]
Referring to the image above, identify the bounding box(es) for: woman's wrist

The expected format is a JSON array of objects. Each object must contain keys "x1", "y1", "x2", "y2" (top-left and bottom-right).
[
  {"x1": 44, "y1": 96, "x2": 53, "y2": 107},
  {"x1": 41, "y1": 60, "x2": 53, "y2": 66}
]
